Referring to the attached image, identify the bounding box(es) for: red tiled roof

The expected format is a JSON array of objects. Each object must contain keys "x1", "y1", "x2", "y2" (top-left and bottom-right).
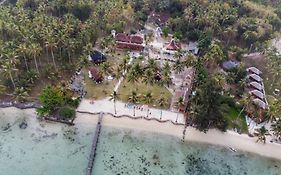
[
  {"x1": 166, "y1": 39, "x2": 181, "y2": 50},
  {"x1": 116, "y1": 33, "x2": 144, "y2": 45},
  {"x1": 131, "y1": 35, "x2": 143, "y2": 44},
  {"x1": 116, "y1": 33, "x2": 130, "y2": 43},
  {"x1": 116, "y1": 42, "x2": 144, "y2": 51},
  {"x1": 90, "y1": 67, "x2": 103, "y2": 82},
  {"x1": 115, "y1": 33, "x2": 144, "y2": 51}
]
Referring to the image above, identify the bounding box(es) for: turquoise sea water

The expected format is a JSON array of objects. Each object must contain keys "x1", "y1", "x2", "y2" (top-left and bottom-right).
[
  {"x1": 93, "y1": 127, "x2": 281, "y2": 175},
  {"x1": 0, "y1": 110, "x2": 281, "y2": 175}
]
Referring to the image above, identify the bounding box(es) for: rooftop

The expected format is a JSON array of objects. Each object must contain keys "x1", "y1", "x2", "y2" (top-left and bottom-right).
[
  {"x1": 248, "y1": 74, "x2": 262, "y2": 82},
  {"x1": 247, "y1": 67, "x2": 262, "y2": 75},
  {"x1": 222, "y1": 60, "x2": 239, "y2": 70},
  {"x1": 248, "y1": 82, "x2": 263, "y2": 91},
  {"x1": 250, "y1": 90, "x2": 264, "y2": 100},
  {"x1": 253, "y1": 98, "x2": 267, "y2": 110},
  {"x1": 165, "y1": 39, "x2": 181, "y2": 51},
  {"x1": 89, "y1": 51, "x2": 106, "y2": 63}
]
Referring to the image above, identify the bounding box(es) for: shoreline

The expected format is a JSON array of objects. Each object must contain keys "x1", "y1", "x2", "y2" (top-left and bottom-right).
[
  {"x1": 100, "y1": 114, "x2": 281, "y2": 161},
  {"x1": 1, "y1": 107, "x2": 281, "y2": 161}
]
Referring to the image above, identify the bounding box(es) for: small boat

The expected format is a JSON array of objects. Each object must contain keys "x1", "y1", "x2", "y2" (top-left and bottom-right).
[{"x1": 229, "y1": 147, "x2": 237, "y2": 152}]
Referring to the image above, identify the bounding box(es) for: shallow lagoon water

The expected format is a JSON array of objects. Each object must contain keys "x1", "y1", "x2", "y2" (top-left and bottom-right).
[
  {"x1": 1, "y1": 109, "x2": 281, "y2": 175},
  {"x1": 0, "y1": 109, "x2": 95, "y2": 175},
  {"x1": 93, "y1": 127, "x2": 281, "y2": 175}
]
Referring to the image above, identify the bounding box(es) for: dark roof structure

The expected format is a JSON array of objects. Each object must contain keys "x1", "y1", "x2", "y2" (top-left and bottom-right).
[
  {"x1": 222, "y1": 60, "x2": 238, "y2": 70},
  {"x1": 89, "y1": 51, "x2": 106, "y2": 63}
]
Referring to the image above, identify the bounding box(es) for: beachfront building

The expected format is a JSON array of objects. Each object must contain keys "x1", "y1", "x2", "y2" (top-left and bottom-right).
[
  {"x1": 115, "y1": 33, "x2": 145, "y2": 51},
  {"x1": 247, "y1": 67, "x2": 262, "y2": 75},
  {"x1": 248, "y1": 82, "x2": 263, "y2": 91},
  {"x1": 187, "y1": 42, "x2": 199, "y2": 55},
  {"x1": 88, "y1": 67, "x2": 103, "y2": 83},
  {"x1": 246, "y1": 67, "x2": 268, "y2": 113},
  {"x1": 222, "y1": 60, "x2": 239, "y2": 71},
  {"x1": 247, "y1": 74, "x2": 262, "y2": 83},
  {"x1": 250, "y1": 90, "x2": 265, "y2": 100}
]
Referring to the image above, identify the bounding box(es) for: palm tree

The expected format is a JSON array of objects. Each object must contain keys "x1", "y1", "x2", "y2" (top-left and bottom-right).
[
  {"x1": 161, "y1": 70, "x2": 172, "y2": 87},
  {"x1": 143, "y1": 91, "x2": 153, "y2": 104},
  {"x1": 255, "y1": 126, "x2": 271, "y2": 143},
  {"x1": 128, "y1": 90, "x2": 139, "y2": 116},
  {"x1": 100, "y1": 62, "x2": 111, "y2": 76},
  {"x1": 266, "y1": 99, "x2": 281, "y2": 122},
  {"x1": 0, "y1": 83, "x2": 5, "y2": 95},
  {"x1": 45, "y1": 36, "x2": 58, "y2": 70},
  {"x1": 143, "y1": 91, "x2": 153, "y2": 117},
  {"x1": 83, "y1": 43, "x2": 93, "y2": 56},
  {"x1": 109, "y1": 90, "x2": 119, "y2": 115},
  {"x1": 213, "y1": 73, "x2": 225, "y2": 88},
  {"x1": 147, "y1": 58, "x2": 158, "y2": 72},
  {"x1": 17, "y1": 43, "x2": 29, "y2": 71},
  {"x1": 238, "y1": 93, "x2": 253, "y2": 118},
  {"x1": 271, "y1": 120, "x2": 281, "y2": 141},
  {"x1": 120, "y1": 55, "x2": 130, "y2": 72},
  {"x1": 176, "y1": 97, "x2": 185, "y2": 111},
  {"x1": 1, "y1": 59, "x2": 18, "y2": 89},
  {"x1": 158, "y1": 96, "x2": 167, "y2": 119},
  {"x1": 29, "y1": 43, "x2": 42, "y2": 73},
  {"x1": 143, "y1": 68, "x2": 154, "y2": 85},
  {"x1": 175, "y1": 96, "x2": 185, "y2": 122},
  {"x1": 163, "y1": 62, "x2": 171, "y2": 74},
  {"x1": 13, "y1": 87, "x2": 29, "y2": 103},
  {"x1": 183, "y1": 54, "x2": 197, "y2": 68},
  {"x1": 173, "y1": 59, "x2": 184, "y2": 74},
  {"x1": 115, "y1": 65, "x2": 123, "y2": 79},
  {"x1": 66, "y1": 38, "x2": 76, "y2": 64}
]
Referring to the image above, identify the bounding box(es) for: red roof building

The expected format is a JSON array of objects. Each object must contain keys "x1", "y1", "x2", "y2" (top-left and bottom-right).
[
  {"x1": 115, "y1": 33, "x2": 144, "y2": 51},
  {"x1": 89, "y1": 67, "x2": 103, "y2": 83},
  {"x1": 165, "y1": 39, "x2": 181, "y2": 51}
]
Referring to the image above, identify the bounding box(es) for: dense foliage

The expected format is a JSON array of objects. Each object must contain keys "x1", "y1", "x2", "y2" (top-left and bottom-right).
[
  {"x1": 36, "y1": 85, "x2": 79, "y2": 119},
  {"x1": 132, "y1": 0, "x2": 281, "y2": 51}
]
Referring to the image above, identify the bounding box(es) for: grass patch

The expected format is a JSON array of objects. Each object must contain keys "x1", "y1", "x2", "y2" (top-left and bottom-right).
[
  {"x1": 118, "y1": 81, "x2": 172, "y2": 109},
  {"x1": 84, "y1": 69, "x2": 116, "y2": 99},
  {"x1": 225, "y1": 106, "x2": 248, "y2": 133}
]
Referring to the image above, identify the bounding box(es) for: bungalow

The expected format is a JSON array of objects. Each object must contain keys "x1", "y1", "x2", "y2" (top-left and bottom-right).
[
  {"x1": 247, "y1": 67, "x2": 262, "y2": 75},
  {"x1": 248, "y1": 82, "x2": 263, "y2": 91},
  {"x1": 187, "y1": 42, "x2": 199, "y2": 55},
  {"x1": 247, "y1": 74, "x2": 262, "y2": 82},
  {"x1": 250, "y1": 90, "x2": 264, "y2": 100},
  {"x1": 253, "y1": 98, "x2": 268, "y2": 110},
  {"x1": 88, "y1": 67, "x2": 103, "y2": 83},
  {"x1": 222, "y1": 60, "x2": 239, "y2": 71},
  {"x1": 88, "y1": 51, "x2": 106, "y2": 64},
  {"x1": 148, "y1": 11, "x2": 170, "y2": 27},
  {"x1": 115, "y1": 33, "x2": 145, "y2": 51}
]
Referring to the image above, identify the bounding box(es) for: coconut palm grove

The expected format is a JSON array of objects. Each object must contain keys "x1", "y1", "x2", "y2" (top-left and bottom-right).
[{"x1": 1, "y1": 0, "x2": 281, "y2": 174}]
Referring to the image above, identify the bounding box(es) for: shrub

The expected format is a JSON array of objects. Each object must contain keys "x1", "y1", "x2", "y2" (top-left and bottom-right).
[{"x1": 59, "y1": 107, "x2": 76, "y2": 120}]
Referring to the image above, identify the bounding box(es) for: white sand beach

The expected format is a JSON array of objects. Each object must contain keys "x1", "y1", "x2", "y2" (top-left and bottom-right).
[{"x1": 1, "y1": 107, "x2": 281, "y2": 161}]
